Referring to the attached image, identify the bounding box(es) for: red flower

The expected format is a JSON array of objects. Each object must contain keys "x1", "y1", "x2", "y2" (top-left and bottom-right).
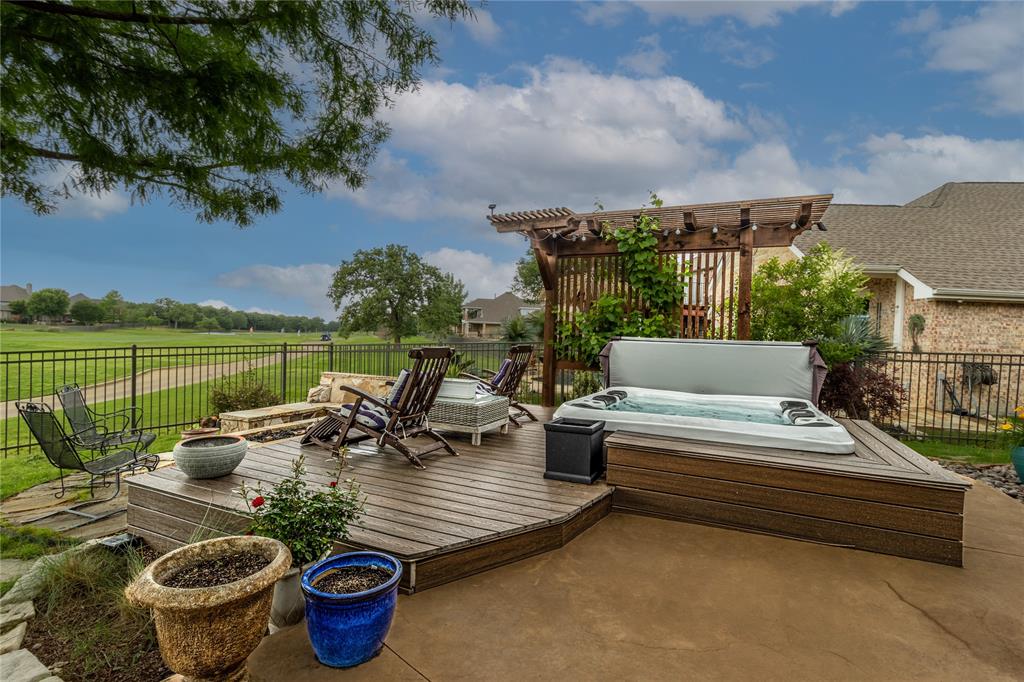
[
  {"x1": 251, "y1": 496, "x2": 265, "y2": 508},
  {"x1": 329, "y1": 481, "x2": 337, "y2": 488}
]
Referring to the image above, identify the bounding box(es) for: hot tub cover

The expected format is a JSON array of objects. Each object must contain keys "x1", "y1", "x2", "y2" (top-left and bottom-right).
[{"x1": 598, "y1": 338, "x2": 827, "y2": 405}]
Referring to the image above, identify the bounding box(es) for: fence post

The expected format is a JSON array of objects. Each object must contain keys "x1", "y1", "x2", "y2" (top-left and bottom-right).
[
  {"x1": 281, "y1": 342, "x2": 288, "y2": 400},
  {"x1": 130, "y1": 344, "x2": 138, "y2": 428},
  {"x1": 328, "y1": 342, "x2": 334, "y2": 373}
]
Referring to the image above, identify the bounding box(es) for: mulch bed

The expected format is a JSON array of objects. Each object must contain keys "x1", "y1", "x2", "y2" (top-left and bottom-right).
[
  {"x1": 162, "y1": 551, "x2": 270, "y2": 589},
  {"x1": 314, "y1": 565, "x2": 393, "y2": 594},
  {"x1": 939, "y1": 461, "x2": 1023, "y2": 503}
]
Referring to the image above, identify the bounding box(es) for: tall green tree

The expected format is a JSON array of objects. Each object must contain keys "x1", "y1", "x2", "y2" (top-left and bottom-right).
[
  {"x1": 419, "y1": 272, "x2": 466, "y2": 340},
  {"x1": 70, "y1": 298, "x2": 104, "y2": 324},
  {"x1": 328, "y1": 245, "x2": 462, "y2": 344},
  {"x1": 7, "y1": 299, "x2": 29, "y2": 321},
  {"x1": 1, "y1": 0, "x2": 471, "y2": 225},
  {"x1": 511, "y1": 249, "x2": 543, "y2": 303},
  {"x1": 100, "y1": 290, "x2": 125, "y2": 322},
  {"x1": 26, "y1": 288, "x2": 69, "y2": 320}
]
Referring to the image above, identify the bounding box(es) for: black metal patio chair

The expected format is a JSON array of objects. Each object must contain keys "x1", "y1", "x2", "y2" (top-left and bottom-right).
[
  {"x1": 16, "y1": 401, "x2": 159, "y2": 501},
  {"x1": 56, "y1": 383, "x2": 156, "y2": 453}
]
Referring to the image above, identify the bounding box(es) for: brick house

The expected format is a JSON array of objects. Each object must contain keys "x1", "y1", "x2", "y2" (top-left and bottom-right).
[
  {"x1": 774, "y1": 182, "x2": 1023, "y2": 355},
  {"x1": 461, "y1": 292, "x2": 541, "y2": 338},
  {"x1": 0, "y1": 283, "x2": 31, "y2": 321}
]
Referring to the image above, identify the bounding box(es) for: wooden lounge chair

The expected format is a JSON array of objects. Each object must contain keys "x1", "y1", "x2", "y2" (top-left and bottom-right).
[
  {"x1": 301, "y1": 347, "x2": 457, "y2": 469},
  {"x1": 461, "y1": 344, "x2": 538, "y2": 427},
  {"x1": 16, "y1": 401, "x2": 159, "y2": 500}
]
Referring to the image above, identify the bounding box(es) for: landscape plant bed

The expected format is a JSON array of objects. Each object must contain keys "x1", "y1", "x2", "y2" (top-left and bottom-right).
[
  {"x1": 939, "y1": 461, "x2": 1022, "y2": 502},
  {"x1": 23, "y1": 543, "x2": 171, "y2": 682},
  {"x1": 314, "y1": 565, "x2": 393, "y2": 594},
  {"x1": 161, "y1": 551, "x2": 271, "y2": 589}
]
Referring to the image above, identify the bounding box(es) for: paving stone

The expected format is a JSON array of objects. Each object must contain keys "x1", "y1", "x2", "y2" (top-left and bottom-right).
[
  {"x1": 0, "y1": 649, "x2": 52, "y2": 682},
  {"x1": 0, "y1": 621, "x2": 27, "y2": 654},
  {"x1": 0, "y1": 601, "x2": 34, "y2": 630}
]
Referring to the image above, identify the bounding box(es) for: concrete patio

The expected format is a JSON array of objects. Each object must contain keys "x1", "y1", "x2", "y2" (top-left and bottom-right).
[{"x1": 250, "y1": 481, "x2": 1024, "y2": 681}]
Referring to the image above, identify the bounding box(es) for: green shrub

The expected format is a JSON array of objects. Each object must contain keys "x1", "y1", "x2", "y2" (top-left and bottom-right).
[{"x1": 209, "y1": 369, "x2": 280, "y2": 414}]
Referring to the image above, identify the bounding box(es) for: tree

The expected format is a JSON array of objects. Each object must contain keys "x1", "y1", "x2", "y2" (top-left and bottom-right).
[
  {"x1": 99, "y1": 290, "x2": 125, "y2": 322},
  {"x1": 167, "y1": 302, "x2": 196, "y2": 329},
  {"x1": 750, "y1": 243, "x2": 869, "y2": 344},
  {"x1": 418, "y1": 272, "x2": 465, "y2": 340},
  {"x1": 328, "y1": 244, "x2": 459, "y2": 344},
  {"x1": 70, "y1": 299, "x2": 104, "y2": 324},
  {"x1": 511, "y1": 249, "x2": 543, "y2": 303},
  {"x1": 26, "y1": 288, "x2": 69, "y2": 320},
  {"x1": 2, "y1": 0, "x2": 471, "y2": 226},
  {"x1": 7, "y1": 299, "x2": 29, "y2": 321},
  {"x1": 196, "y1": 316, "x2": 221, "y2": 331}
]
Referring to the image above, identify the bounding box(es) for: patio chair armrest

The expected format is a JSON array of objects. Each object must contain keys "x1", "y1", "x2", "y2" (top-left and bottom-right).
[
  {"x1": 94, "y1": 405, "x2": 141, "y2": 431},
  {"x1": 338, "y1": 385, "x2": 394, "y2": 413},
  {"x1": 70, "y1": 423, "x2": 109, "y2": 440},
  {"x1": 459, "y1": 371, "x2": 492, "y2": 381}
]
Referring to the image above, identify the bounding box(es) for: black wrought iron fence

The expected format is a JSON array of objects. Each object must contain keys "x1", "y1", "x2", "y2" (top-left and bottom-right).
[
  {"x1": 0, "y1": 341, "x2": 544, "y2": 457},
  {"x1": 875, "y1": 351, "x2": 1024, "y2": 445}
]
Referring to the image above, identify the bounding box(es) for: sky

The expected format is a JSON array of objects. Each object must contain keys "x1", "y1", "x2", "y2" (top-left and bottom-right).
[{"x1": 2, "y1": 1, "x2": 1023, "y2": 319}]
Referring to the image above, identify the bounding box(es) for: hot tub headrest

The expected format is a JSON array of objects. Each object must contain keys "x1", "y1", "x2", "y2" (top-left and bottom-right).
[
  {"x1": 600, "y1": 338, "x2": 826, "y2": 404},
  {"x1": 570, "y1": 390, "x2": 627, "y2": 410}
]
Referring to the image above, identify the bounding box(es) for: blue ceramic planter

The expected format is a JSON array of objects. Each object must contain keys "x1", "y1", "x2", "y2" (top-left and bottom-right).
[
  {"x1": 301, "y1": 552, "x2": 402, "y2": 668},
  {"x1": 1011, "y1": 446, "x2": 1024, "y2": 484}
]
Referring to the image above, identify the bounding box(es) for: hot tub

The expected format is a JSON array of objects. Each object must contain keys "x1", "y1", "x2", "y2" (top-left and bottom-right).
[{"x1": 554, "y1": 386, "x2": 855, "y2": 454}]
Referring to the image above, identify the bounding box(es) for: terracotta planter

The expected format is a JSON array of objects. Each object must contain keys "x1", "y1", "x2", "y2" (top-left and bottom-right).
[
  {"x1": 181, "y1": 427, "x2": 220, "y2": 440},
  {"x1": 126, "y1": 536, "x2": 291, "y2": 682}
]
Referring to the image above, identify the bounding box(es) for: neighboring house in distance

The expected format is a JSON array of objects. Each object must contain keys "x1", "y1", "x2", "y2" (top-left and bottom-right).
[
  {"x1": 0, "y1": 283, "x2": 32, "y2": 321},
  {"x1": 461, "y1": 292, "x2": 541, "y2": 338},
  {"x1": 764, "y1": 182, "x2": 1023, "y2": 355}
]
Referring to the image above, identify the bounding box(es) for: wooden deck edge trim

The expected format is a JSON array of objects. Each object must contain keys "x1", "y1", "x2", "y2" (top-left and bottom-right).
[
  {"x1": 612, "y1": 488, "x2": 962, "y2": 567},
  {"x1": 604, "y1": 432, "x2": 970, "y2": 492},
  {"x1": 606, "y1": 464, "x2": 963, "y2": 540},
  {"x1": 606, "y1": 446, "x2": 965, "y2": 513}
]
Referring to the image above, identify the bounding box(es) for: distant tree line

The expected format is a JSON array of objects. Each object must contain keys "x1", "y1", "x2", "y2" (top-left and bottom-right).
[{"x1": 7, "y1": 289, "x2": 338, "y2": 333}]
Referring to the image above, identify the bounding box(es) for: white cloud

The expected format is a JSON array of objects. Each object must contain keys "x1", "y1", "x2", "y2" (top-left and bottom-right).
[
  {"x1": 915, "y1": 3, "x2": 1024, "y2": 114},
  {"x1": 43, "y1": 164, "x2": 130, "y2": 220},
  {"x1": 705, "y1": 23, "x2": 776, "y2": 68},
  {"x1": 216, "y1": 263, "x2": 336, "y2": 317},
  {"x1": 341, "y1": 58, "x2": 747, "y2": 221},
  {"x1": 635, "y1": 1, "x2": 856, "y2": 28},
  {"x1": 465, "y1": 8, "x2": 500, "y2": 45},
  {"x1": 198, "y1": 299, "x2": 232, "y2": 309},
  {"x1": 578, "y1": 1, "x2": 633, "y2": 27},
  {"x1": 617, "y1": 34, "x2": 670, "y2": 76},
  {"x1": 896, "y1": 5, "x2": 940, "y2": 34},
  {"x1": 423, "y1": 247, "x2": 517, "y2": 301},
  {"x1": 198, "y1": 299, "x2": 287, "y2": 315}
]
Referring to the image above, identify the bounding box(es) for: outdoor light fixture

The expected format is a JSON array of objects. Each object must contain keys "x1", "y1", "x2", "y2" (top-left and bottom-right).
[
  {"x1": 751, "y1": 222, "x2": 758, "y2": 231},
  {"x1": 663, "y1": 229, "x2": 670, "y2": 236},
  {"x1": 675, "y1": 227, "x2": 681, "y2": 235},
  {"x1": 580, "y1": 234, "x2": 587, "y2": 242},
  {"x1": 790, "y1": 221, "x2": 798, "y2": 230},
  {"x1": 488, "y1": 203, "x2": 497, "y2": 216},
  {"x1": 712, "y1": 223, "x2": 719, "y2": 235}
]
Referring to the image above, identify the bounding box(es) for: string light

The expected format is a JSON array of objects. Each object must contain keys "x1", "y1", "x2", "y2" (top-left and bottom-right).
[
  {"x1": 751, "y1": 222, "x2": 758, "y2": 231},
  {"x1": 674, "y1": 227, "x2": 681, "y2": 235},
  {"x1": 789, "y1": 221, "x2": 798, "y2": 230},
  {"x1": 712, "y1": 223, "x2": 719, "y2": 235}
]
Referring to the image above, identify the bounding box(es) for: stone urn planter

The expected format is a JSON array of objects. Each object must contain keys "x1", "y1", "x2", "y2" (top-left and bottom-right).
[
  {"x1": 174, "y1": 435, "x2": 248, "y2": 479},
  {"x1": 301, "y1": 551, "x2": 402, "y2": 668},
  {"x1": 126, "y1": 536, "x2": 291, "y2": 682}
]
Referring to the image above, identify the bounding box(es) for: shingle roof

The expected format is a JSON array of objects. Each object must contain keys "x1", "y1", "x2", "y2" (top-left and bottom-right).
[
  {"x1": 0, "y1": 285, "x2": 29, "y2": 302},
  {"x1": 463, "y1": 292, "x2": 539, "y2": 324},
  {"x1": 794, "y1": 183, "x2": 1024, "y2": 296}
]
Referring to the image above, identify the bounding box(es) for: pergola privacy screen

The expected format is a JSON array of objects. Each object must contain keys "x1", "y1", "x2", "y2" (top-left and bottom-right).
[{"x1": 489, "y1": 194, "x2": 833, "y2": 406}]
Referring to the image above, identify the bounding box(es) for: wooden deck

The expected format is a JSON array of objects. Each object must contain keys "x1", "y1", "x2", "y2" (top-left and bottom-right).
[
  {"x1": 607, "y1": 418, "x2": 971, "y2": 566},
  {"x1": 126, "y1": 407, "x2": 614, "y2": 593}
]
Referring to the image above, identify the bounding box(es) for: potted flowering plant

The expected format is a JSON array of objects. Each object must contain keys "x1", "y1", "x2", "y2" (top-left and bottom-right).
[
  {"x1": 238, "y1": 451, "x2": 363, "y2": 628},
  {"x1": 1001, "y1": 406, "x2": 1024, "y2": 483}
]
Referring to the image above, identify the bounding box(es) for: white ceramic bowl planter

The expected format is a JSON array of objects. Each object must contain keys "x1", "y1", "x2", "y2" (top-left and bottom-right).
[{"x1": 173, "y1": 435, "x2": 248, "y2": 479}]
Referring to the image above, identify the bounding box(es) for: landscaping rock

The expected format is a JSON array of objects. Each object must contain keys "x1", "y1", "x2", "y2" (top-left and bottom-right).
[
  {"x1": 0, "y1": 648, "x2": 53, "y2": 682},
  {"x1": 0, "y1": 601, "x2": 34, "y2": 630},
  {"x1": 0, "y1": 560, "x2": 36, "y2": 584},
  {"x1": 939, "y1": 462, "x2": 1023, "y2": 503},
  {"x1": 0, "y1": 622, "x2": 27, "y2": 654}
]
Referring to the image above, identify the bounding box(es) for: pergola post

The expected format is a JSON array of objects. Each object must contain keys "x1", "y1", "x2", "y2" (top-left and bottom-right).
[
  {"x1": 737, "y1": 205, "x2": 753, "y2": 340},
  {"x1": 533, "y1": 245, "x2": 559, "y2": 407}
]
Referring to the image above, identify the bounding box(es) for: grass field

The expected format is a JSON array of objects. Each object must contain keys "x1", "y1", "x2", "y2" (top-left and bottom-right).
[
  {"x1": 0, "y1": 325, "x2": 428, "y2": 402},
  {"x1": 905, "y1": 439, "x2": 1011, "y2": 464}
]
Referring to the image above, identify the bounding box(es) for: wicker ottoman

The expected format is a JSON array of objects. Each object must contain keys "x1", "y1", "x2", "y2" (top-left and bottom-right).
[{"x1": 428, "y1": 395, "x2": 509, "y2": 446}]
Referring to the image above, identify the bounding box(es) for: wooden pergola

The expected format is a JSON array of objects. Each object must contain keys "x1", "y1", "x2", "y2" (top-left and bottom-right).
[{"x1": 489, "y1": 194, "x2": 833, "y2": 406}]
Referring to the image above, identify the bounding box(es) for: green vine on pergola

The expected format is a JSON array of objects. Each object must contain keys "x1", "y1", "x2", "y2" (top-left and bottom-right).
[{"x1": 554, "y1": 194, "x2": 690, "y2": 366}]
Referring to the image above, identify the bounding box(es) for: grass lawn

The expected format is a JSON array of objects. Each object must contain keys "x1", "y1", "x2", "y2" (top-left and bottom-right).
[
  {"x1": 905, "y1": 439, "x2": 1011, "y2": 465},
  {"x1": 0, "y1": 325, "x2": 428, "y2": 402}
]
